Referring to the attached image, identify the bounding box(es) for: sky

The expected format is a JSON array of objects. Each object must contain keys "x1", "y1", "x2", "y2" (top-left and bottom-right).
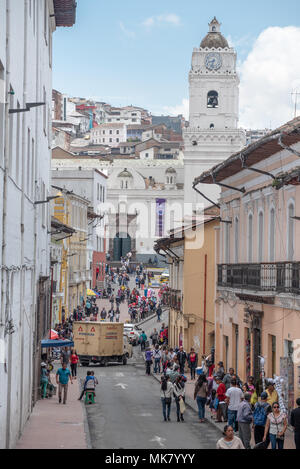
[{"x1": 53, "y1": 0, "x2": 300, "y2": 129}]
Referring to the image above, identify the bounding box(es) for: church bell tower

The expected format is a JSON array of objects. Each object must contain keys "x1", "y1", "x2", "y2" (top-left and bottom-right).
[{"x1": 184, "y1": 18, "x2": 245, "y2": 208}]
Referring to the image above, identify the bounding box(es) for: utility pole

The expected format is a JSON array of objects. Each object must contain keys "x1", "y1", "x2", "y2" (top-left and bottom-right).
[{"x1": 291, "y1": 90, "x2": 300, "y2": 118}]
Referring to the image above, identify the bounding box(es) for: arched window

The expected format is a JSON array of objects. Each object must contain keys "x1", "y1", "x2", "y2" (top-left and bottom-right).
[
  {"x1": 234, "y1": 217, "x2": 239, "y2": 263},
  {"x1": 207, "y1": 90, "x2": 219, "y2": 108},
  {"x1": 248, "y1": 213, "x2": 253, "y2": 262},
  {"x1": 287, "y1": 202, "x2": 295, "y2": 261},
  {"x1": 269, "y1": 207, "x2": 275, "y2": 262},
  {"x1": 258, "y1": 211, "x2": 264, "y2": 262}
]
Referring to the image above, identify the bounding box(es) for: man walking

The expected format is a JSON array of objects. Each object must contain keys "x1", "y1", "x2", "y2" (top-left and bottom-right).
[
  {"x1": 291, "y1": 397, "x2": 300, "y2": 449},
  {"x1": 177, "y1": 346, "x2": 187, "y2": 375},
  {"x1": 223, "y1": 367, "x2": 241, "y2": 390},
  {"x1": 56, "y1": 362, "x2": 73, "y2": 404},
  {"x1": 150, "y1": 328, "x2": 159, "y2": 346},
  {"x1": 253, "y1": 391, "x2": 271, "y2": 446},
  {"x1": 225, "y1": 378, "x2": 243, "y2": 432},
  {"x1": 152, "y1": 345, "x2": 162, "y2": 374},
  {"x1": 139, "y1": 331, "x2": 147, "y2": 351},
  {"x1": 237, "y1": 392, "x2": 253, "y2": 449}
]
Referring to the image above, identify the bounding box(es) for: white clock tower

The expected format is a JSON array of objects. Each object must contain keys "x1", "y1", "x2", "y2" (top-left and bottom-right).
[{"x1": 184, "y1": 17, "x2": 245, "y2": 208}]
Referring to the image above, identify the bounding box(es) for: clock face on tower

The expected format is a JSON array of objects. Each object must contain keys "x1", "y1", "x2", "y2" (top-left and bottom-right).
[{"x1": 205, "y1": 52, "x2": 222, "y2": 71}]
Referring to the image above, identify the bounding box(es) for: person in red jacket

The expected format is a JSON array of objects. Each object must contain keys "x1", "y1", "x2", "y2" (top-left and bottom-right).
[
  {"x1": 215, "y1": 376, "x2": 227, "y2": 422},
  {"x1": 70, "y1": 349, "x2": 79, "y2": 379}
]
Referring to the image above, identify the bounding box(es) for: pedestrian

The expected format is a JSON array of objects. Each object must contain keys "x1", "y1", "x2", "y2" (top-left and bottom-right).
[
  {"x1": 237, "y1": 392, "x2": 253, "y2": 449},
  {"x1": 266, "y1": 381, "x2": 279, "y2": 407},
  {"x1": 253, "y1": 391, "x2": 271, "y2": 446},
  {"x1": 215, "y1": 377, "x2": 227, "y2": 422},
  {"x1": 56, "y1": 362, "x2": 73, "y2": 404},
  {"x1": 115, "y1": 310, "x2": 120, "y2": 322},
  {"x1": 78, "y1": 370, "x2": 97, "y2": 401},
  {"x1": 40, "y1": 362, "x2": 49, "y2": 399},
  {"x1": 145, "y1": 348, "x2": 153, "y2": 375},
  {"x1": 187, "y1": 348, "x2": 198, "y2": 380},
  {"x1": 70, "y1": 349, "x2": 79, "y2": 379},
  {"x1": 225, "y1": 378, "x2": 243, "y2": 432},
  {"x1": 290, "y1": 397, "x2": 300, "y2": 449},
  {"x1": 61, "y1": 347, "x2": 71, "y2": 366},
  {"x1": 176, "y1": 346, "x2": 187, "y2": 375},
  {"x1": 156, "y1": 304, "x2": 162, "y2": 322},
  {"x1": 150, "y1": 328, "x2": 159, "y2": 346},
  {"x1": 223, "y1": 368, "x2": 241, "y2": 390},
  {"x1": 216, "y1": 425, "x2": 245, "y2": 450},
  {"x1": 173, "y1": 376, "x2": 186, "y2": 422},
  {"x1": 139, "y1": 331, "x2": 147, "y2": 351},
  {"x1": 152, "y1": 344, "x2": 162, "y2": 374},
  {"x1": 161, "y1": 375, "x2": 173, "y2": 422},
  {"x1": 194, "y1": 374, "x2": 208, "y2": 422},
  {"x1": 263, "y1": 402, "x2": 287, "y2": 449},
  {"x1": 215, "y1": 361, "x2": 225, "y2": 380}
]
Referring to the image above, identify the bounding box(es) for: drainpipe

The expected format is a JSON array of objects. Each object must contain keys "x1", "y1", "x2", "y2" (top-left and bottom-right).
[
  {"x1": 203, "y1": 254, "x2": 207, "y2": 355},
  {"x1": 18, "y1": 0, "x2": 29, "y2": 440}
]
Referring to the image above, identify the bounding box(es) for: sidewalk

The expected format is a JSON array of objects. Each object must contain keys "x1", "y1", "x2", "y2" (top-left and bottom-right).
[{"x1": 15, "y1": 374, "x2": 89, "y2": 449}]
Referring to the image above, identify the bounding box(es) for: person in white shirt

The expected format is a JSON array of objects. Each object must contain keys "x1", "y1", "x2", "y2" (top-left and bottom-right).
[
  {"x1": 160, "y1": 376, "x2": 173, "y2": 422},
  {"x1": 225, "y1": 378, "x2": 244, "y2": 432},
  {"x1": 152, "y1": 345, "x2": 162, "y2": 374}
]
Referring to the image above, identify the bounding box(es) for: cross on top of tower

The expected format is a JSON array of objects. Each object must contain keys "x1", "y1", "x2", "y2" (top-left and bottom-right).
[{"x1": 209, "y1": 17, "x2": 221, "y2": 33}]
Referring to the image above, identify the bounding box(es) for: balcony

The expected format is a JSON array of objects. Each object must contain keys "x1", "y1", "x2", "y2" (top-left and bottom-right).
[{"x1": 218, "y1": 262, "x2": 300, "y2": 295}]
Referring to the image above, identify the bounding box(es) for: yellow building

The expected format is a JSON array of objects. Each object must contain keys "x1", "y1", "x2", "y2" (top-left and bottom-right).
[
  {"x1": 52, "y1": 186, "x2": 90, "y2": 318},
  {"x1": 155, "y1": 208, "x2": 219, "y2": 356}
]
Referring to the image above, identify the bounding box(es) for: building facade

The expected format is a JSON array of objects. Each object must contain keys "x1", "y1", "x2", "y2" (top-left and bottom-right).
[
  {"x1": 195, "y1": 117, "x2": 300, "y2": 415},
  {"x1": 184, "y1": 17, "x2": 245, "y2": 208},
  {"x1": 91, "y1": 122, "x2": 127, "y2": 147},
  {"x1": 0, "y1": 0, "x2": 76, "y2": 449}
]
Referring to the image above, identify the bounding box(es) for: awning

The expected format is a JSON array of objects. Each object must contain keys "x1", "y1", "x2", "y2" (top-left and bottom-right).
[{"x1": 41, "y1": 339, "x2": 74, "y2": 348}]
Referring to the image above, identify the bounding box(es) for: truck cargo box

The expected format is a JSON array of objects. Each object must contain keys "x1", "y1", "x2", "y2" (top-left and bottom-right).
[{"x1": 73, "y1": 322, "x2": 124, "y2": 357}]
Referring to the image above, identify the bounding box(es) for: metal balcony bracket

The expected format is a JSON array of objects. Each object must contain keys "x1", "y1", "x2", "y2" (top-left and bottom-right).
[
  {"x1": 220, "y1": 219, "x2": 232, "y2": 224},
  {"x1": 278, "y1": 133, "x2": 300, "y2": 158},
  {"x1": 9, "y1": 102, "x2": 45, "y2": 114},
  {"x1": 166, "y1": 248, "x2": 180, "y2": 260},
  {"x1": 292, "y1": 216, "x2": 300, "y2": 221},
  {"x1": 240, "y1": 154, "x2": 276, "y2": 180},
  {"x1": 211, "y1": 172, "x2": 246, "y2": 193},
  {"x1": 192, "y1": 183, "x2": 220, "y2": 209}
]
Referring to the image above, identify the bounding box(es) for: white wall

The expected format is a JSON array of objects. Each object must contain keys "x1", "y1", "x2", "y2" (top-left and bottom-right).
[{"x1": 0, "y1": 0, "x2": 56, "y2": 449}]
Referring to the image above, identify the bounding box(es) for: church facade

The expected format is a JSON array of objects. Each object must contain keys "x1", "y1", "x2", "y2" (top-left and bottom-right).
[{"x1": 184, "y1": 17, "x2": 246, "y2": 208}]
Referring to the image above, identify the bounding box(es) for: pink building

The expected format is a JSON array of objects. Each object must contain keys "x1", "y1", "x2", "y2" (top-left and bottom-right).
[{"x1": 195, "y1": 116, "x2": 300, "y2": 416}]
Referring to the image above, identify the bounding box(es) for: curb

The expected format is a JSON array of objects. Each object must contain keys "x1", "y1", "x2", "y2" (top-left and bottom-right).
[
  {"x1": 151, "y1": 372, "x2": 223, "y2": 436},
  {"x1": 78, "y1": 378, "x2": 93, "y2": 449},
  {"x1": 137, "y1": 307, "x2": 169, "y2": 327}
]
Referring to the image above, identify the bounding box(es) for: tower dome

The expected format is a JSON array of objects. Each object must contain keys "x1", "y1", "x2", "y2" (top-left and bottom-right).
[{"x1": 200, "y1": 17, "x2": 229, "y2": 49}]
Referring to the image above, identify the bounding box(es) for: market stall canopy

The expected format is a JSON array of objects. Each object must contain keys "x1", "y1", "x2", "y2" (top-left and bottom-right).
[
  {"x1": 41, "y1": 339, "x2": 74, "y2": 348},
  {"x1": 87, "y1": 288, "x2": 96, "y2": 296},
  {"x1": 50, "y1": 329, "x2": 59, "y2": 339}
]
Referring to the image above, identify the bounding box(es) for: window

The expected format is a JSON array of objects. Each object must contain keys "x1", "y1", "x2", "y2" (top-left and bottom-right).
[
  {"x1": 225, "y1": 220, "x2": 230, "y2": 263},
  {"x1": 116, "y1": 138, "x2": 119, "y2": 143},
  {"x1": 109, "y1": 138, "x2": 112, "y2": 143},
  {"x1": 116, "y1": 130, "x2": 119, "y2": 135},
  {"x1": 234, "y1": 217, "x2": 239, "y2": 263},
  {"x1": 258, "y1": 211, "x2": 264, "y2": 262},
  {"x1": 287, "y1": 202, "x2": 295, "y2": 261},
  {"x1": 269, "y1": 208, "x2": 275, "y2": 261},
  {"x1": 248, "y1": 213, "x2": 253, "y2": 262},
  {"x1": 207, "y1": 90, "x2": 219, "y2": 108},
  {"x1": 109, "y1": 130, "x2": 112, "y2": 135}
]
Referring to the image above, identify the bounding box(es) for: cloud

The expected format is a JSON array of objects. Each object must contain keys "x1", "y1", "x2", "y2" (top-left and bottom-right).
[
  {"x1": 119, "y1": 21, "x2": 136, "y2": 38},
  {"x1": 161, "y1": 98, "x2": 189, "y2": 120},
  {"x1": 142, "y1": 14, "x2": 181, "y2": 29},
  {"x1": 239, "y1": 26, "x2": 300, "y2": 129}
]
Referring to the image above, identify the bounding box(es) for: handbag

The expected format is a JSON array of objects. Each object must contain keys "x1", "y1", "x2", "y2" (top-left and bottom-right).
[
  {"x1": 164, "y1": 391, "x2": 171, "y2": 405},
  {"x1": 179, "y1": 397, "x2": 186, "y2": 414}
]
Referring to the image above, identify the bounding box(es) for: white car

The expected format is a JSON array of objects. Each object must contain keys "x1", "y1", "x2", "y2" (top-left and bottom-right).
[{"x1": 123, "y1": 324, "x2": 141, "y2": 346}]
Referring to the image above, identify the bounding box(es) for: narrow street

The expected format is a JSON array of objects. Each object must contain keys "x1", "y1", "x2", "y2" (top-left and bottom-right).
[{"x1": 80, "y1": 361, "x2": 221, "y2": 449}]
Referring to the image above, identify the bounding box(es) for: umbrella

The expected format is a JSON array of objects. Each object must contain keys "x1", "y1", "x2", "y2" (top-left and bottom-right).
[
  {"x1": 50, "y1": 329, "x2": 59, "y2": 339},
  {"x1": 87, "y1": 288, "x2": 96, "y2": 296},
  {"x1": 41, "y1": 339, "x2": 74, "y2": 348},
  {"x1": 93, "y1": 290, "x2": 100, "y2": 297}
]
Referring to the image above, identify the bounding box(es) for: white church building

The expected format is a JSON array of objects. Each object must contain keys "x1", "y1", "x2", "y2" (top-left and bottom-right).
[{"x1": 184, "y1": 17, "x2": 245, "y2": 209}]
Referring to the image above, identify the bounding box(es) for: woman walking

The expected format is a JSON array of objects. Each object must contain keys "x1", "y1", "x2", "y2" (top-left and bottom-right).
[
  {"x1": 187, "y1": 348, "x2": 198, "y2": 380},
  {"x1": 173, "y1": 376, "x2": 186, "y2": 422},
  {"x1": 70, "y1": 349, "x2": 79, "y2": 379},
  {"x1": 216, "y1": 425, "x2": 245, "y2": 449},
  {"x1": 263, "y1": 402, "x2": 287, "y2": 449},
  {"x1": 161, "y1": 375, "x2": 173, "y2": 422},
  {"x1": 194, "y1": 374, "x2": 208, "y2": 422}
]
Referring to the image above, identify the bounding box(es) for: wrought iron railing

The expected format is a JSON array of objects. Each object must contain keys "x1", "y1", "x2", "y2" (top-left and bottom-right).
[{"x1": 217, "y1": 262, "x2": 300, "y2": 294}]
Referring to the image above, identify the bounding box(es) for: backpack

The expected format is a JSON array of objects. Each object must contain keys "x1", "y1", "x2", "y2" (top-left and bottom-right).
[{"x1": 253, "y1": 402, "x2": 268, "y2": 426}]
